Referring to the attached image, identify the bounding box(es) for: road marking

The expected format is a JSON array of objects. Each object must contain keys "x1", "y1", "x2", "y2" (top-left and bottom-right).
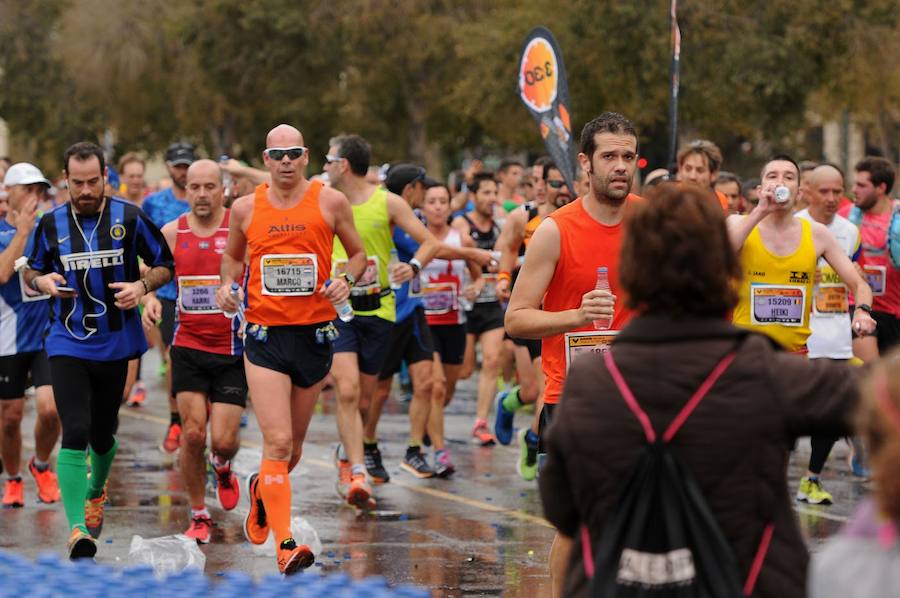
[
  {"x1": 793, "y1": 505, "x2": 849, "y2": 523},
  {"x1": 119, "y1": 409, "x2": 554, "y2": 529}
]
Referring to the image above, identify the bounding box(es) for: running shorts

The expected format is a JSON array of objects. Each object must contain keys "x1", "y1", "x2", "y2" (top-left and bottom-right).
[
  {"x1": 333, "y1": 315, "x2": 394, "y2": 376},
  {"x1": 244, "y1": 323, "x2": 333, "y2": 389},
  {"x1": 0, "y1": 351, "x2": 51, "y2": 399},
  {"x1": 378, "y1": 307, "x2": 434, "y2": 380},
  {"x1": 431, "y1": 324, "x2": 466, "y2": 366},
  {"x1": 465, "y1": 301, "x2": 504, "y2": 336},
  {"x1": 171, "y1": 345, "x2": 247, "y2": 407}
]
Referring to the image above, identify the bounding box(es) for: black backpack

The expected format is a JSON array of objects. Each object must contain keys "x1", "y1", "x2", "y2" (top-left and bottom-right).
[{"x1": 581, "y1": 349, "x2": 774, "y2": 597}]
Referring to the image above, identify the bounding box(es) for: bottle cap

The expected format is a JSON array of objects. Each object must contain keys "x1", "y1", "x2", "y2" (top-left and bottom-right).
[{"x1": 597, "y1": 267, "x2": 608, "y2": 272}]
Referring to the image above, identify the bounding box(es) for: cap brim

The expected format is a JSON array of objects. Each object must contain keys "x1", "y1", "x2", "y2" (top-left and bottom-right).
[{"x1": 168, "y1": 159, "x2": 194, "y2": 166}]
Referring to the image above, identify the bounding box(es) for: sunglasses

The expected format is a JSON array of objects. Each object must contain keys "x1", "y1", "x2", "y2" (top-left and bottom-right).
[
  {"x1": 265, "y1": 147, "x2": 306, "y2": 161},
  {"x1": 547, "y1": 179, "x2": 566, "y2": 189},
  {"x1": 324, "y1": 154, "x2": 343, "y2": 164}
]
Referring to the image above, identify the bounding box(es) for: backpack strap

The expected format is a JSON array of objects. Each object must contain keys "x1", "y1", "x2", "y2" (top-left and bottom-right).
[
  {"x1": 603, "y1": 349, "x2": 737, "y2": 444},
  {"x1": 743, "y1": 522, "x2": 774, "y2": 595}
]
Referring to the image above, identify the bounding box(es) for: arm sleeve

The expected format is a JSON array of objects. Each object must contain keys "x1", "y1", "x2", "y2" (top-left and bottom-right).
[
  {"x1": 135, "y1": 210, "x2": 174, "y2": 270},
  {"x1": 27, "y1": 215, "x2": 53, "y2": 273}
]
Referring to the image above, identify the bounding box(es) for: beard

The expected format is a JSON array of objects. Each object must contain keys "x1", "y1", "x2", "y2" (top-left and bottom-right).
[
  {"x1": 72, "y1": 191, "x2": 105, "y2": 216},
  {"x1": 593, "y1": 174, "x2": 631, "y2": 203}
]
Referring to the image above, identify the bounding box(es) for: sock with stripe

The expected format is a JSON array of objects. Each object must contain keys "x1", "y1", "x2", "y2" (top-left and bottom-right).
[
  {"x1": 57, "y1": 449, "x2": 89, "y2": 534},
  {"x1": 88, "y1": 438, "x2": 118, "y2": 499},
  {"x1": 258, "y1": 459, "x2": 292, "y2": 545}
]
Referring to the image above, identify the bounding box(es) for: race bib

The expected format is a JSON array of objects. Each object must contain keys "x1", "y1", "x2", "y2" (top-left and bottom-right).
[
  {"x1": 19, "y1": 270, "x2": 49, "y2": 303},
  {"x1": 750, "y1": 284, "x2": 806, "y2": 326},
  {"x1": 422, "y1": 282, "x2": 457, "y2": 315},
  {"x1": 260, "y1": 253, "x2": 317, "y2": 296},
  {"x1": 862, "y1": 265, "x2": 886, "y2": 296},
  {"x1": 476, "y1": 273, "x2": 498, "y2": 303},
  {"x1": 813, "y1": 284, "x2": 849, "y2": 315},
  {"x1": 178, "y1": 275, "x2": 222, "y2": 314},
  {"x1": 335, "y1": 256, "x2": 380, "y2": 296},
  {"x1": 564, "y1": 330, "x2": 618, "y2": 372}
]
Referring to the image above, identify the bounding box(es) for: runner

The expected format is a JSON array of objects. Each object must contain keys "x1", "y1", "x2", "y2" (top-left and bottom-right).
[
  {"x1": 496, "y1": 159, "x2": 525, "y2": 213},
  {"x1": 216, "y1": 124, "x2": 366, "y2": 574},
  {"x1": 452, "y1": 172, "x2": 504, "y2": 445},
  {"x1": 676, "y1": 139, "x2": 730, "y2": 211},
  {"x1": 0, "y1": 163, "x2": 61, "y2": 509},
  {"x1": 323, "y1": 137, "x2": 438, "y2": 501},
  {"x1": 419, "y1": 182, "x2": 485, "y2": 477},
  {"x1": 794, "y1": 164, "x2": 861, "y2": 504},
  {"x1": 22, "y1": 141, "x2": 174, "y2": 559},
  {"x1": 142, "y1": 142, "x2": 196, "y2": 452},
  {"x1": 505, "y1": 112, "x2": 641, "y2": 597},
  {"x1": 728, "y1": 154, "x2": 876, "y2": 355},
  {"x1": 142, "y1": 160, "x2": 244, "y2": 543},
  {"x1": 494, "y1": 161, "x2": 573, "y2": 481}
]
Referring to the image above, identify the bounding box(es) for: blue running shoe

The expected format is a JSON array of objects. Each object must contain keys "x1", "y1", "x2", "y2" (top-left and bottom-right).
[{"x1": 494, "y1": 390, "x2": 515, "y2": 445}]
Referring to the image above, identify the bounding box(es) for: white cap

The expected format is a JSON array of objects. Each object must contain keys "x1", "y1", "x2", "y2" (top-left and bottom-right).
[{"x1": 3, "y1": 163, "x2": 52, "y2": 188}]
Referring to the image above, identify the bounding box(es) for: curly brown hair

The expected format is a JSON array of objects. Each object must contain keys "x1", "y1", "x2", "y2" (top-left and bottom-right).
[
  {"x1": 856, "y1": 348, "x2": 900, "y2": 524},
  {"x1": 620, "y1": 183, "x2": 741, "y2": 317}
]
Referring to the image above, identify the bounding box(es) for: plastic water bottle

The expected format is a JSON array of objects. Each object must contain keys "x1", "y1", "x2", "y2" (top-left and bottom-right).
[
  {"x1": 222, "y1": 282, "x2": 244, "y2": 320},
  {"x1": 325, "y1": 279, "x2": 354, "y2": 322},
  {"x1": 774, "y1": 185, "x2": 790, "y2": 203},
  {"x1": 388, "y1": 248, "x2": 403, "y2": 290},
  {"x1": 459, "y1": 269, "x2": 474, "y2": 312},
  {"x1": 219, "y1": 154, "x2": 233, "y2": 201},
  {"x1": 593, "y1": 267, "x2": 613, "y2": 330}
]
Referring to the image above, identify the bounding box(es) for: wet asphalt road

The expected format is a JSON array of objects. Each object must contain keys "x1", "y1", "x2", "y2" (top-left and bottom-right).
[{"x1": 0, "y1": 350, "x2": 869, "y2": 596}]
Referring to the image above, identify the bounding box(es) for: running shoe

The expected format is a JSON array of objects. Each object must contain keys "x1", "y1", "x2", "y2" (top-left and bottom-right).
[
  {"x1": 517, "y1": 427, "x2": 539, "y2": 482},
  {"x1": 334, "y1": 445, "x2": 352, "y2": 500},
  {"x1": 471, "y1": 420, "x2": 496, "y2": 446},
  {"x1": 1, "y1": 478, "x2": 24, "y2": 508},
  {"x1": 84, "y1": 490, "x2": 107, "y2": 538},
  {"x1": 243, "y1": 473, "x2": 269, "y2": 545},
  {"x1": 161, "y1": 422, "x2": 182, "y2": 453},
  {"x1": 364, "y1": 443, "x2": 390, "y2": 484},
  {"x1": 126, "y1": 382, "x2": 146, "y2": 407},
  {"x1": 184, "y1": 514, "x2": 213, "y2": 544},
  {"x1": 796, "y1": 477, "x2": 833, "y2": 505},
  {"x1": 29, "y1": 458, "x2": 61, "y2": 503},
  {"x1": 848, "y1": 453, "x2": 871, "y2": 480},
  {"x1": 346, "y1": 473, "x2": 374, "y2": 509},
  {"x1": 67, "y1": 527, "x2": 97, "y2": 560},
  {"x1": 277, "y1": 538, "x2": 315, "y2": 575},
  {"x1": 210, "y1": 456, "x2": 240, "y2": 511},
  {"x1": 493, "y1": 390, "x2": 516, "y2": 445},
  {"x1": 401, "y1": 448, "x2": 435, "y2": 479},
  {"x1": 434, "y1": 449, "x2": 455, "y2": 478}
]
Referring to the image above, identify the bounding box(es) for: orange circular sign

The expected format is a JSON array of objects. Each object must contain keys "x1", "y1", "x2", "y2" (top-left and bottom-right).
[{"x1": 519, "y1": 38, "x2": 559, "y2": 113}]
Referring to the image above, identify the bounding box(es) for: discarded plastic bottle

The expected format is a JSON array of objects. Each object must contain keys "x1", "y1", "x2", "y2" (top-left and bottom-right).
[
  {"x1": 388, "y1": 248, "x2": 403, "y2": 290},
  {"x1": 325, "y1": 279, "x2": 354, "y2": 322},
  {"x1": 593, "y1": 267, "x2": 613, "y2": 331},
  {"x1": 222, "y1": 282, "x2": 244, "y2": 320}
]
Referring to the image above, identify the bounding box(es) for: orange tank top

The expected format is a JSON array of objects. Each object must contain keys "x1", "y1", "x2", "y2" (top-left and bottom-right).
[
  {"x1": 244, "y1": 181, "x2": 336, "y2": 326},
  {"x1": 541, "y1": 195, "x2": 640, "y2": 404}
]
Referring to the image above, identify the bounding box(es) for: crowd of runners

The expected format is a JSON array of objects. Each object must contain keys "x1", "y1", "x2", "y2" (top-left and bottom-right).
[{"x1": 0, "y1": 112, "x2": 898, "y2": 594}]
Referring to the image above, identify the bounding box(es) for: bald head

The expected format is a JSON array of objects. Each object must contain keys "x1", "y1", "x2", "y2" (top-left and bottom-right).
[
  {"x1": 266, "y1": 124, "x2": 304, "y2": 149},
  {"x1": 185, "y1": 159, "x2": 224, "y2": 219},
  {"x1": 187, "y1": 159, "x2": 222, "y2": 184},
  {"x1": 806, "y1": 164, "x2": 844, "y2": 221},
  {"x1": 808, "y1": 164, "x2": 843, "y2": 187}
]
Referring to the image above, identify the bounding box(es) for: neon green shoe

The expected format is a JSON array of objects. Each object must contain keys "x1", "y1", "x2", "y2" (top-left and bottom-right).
[
  {"x1": 517, "y1": 428, "x2": 539, "y2": 482},
  {"x1": 796, "y1": 476, "x2": 833, "y2": 505}
]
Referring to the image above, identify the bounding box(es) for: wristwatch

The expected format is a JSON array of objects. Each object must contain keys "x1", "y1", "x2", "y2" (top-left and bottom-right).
[
  {"x1": 409, "y1": 258, "x2": 422, "y2": 276},
  {"x1": 856, "y1": 304, "x2": 872, "y2": 314},
  {"x1": 339, "y1": 271, "x2": 356, "y2": 287}
]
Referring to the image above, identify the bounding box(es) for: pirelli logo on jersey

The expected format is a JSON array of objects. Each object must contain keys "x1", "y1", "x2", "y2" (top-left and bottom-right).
[{"x1": 61, "y1": 249, "x2": 125, "y2": 272}]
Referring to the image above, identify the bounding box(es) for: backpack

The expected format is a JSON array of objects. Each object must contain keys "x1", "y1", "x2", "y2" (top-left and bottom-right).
[
  {"x1": 847, "y1": 200, "x2": 900, "y2": 270},
  {"x1": 582, "y1": 349, "x2": 774, "y2": 597}
]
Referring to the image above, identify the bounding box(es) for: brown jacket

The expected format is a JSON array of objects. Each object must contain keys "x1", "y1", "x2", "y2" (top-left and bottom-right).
[{"x1": 540, "y1": 314, "x2": 859, "y2": 598}]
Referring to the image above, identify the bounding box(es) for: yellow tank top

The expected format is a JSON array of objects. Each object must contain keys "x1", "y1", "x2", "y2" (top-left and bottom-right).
[
  {"x1": 332, "y1": 186, "x2": 395, "y2": 321},
  {"x1": 733, "y1": 217, "x2": 817, "y2": 352}
]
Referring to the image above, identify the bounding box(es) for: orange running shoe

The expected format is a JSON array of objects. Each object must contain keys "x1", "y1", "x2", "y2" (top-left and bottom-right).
[
  {"x1": 277, "y1": 538, "x2": 314, "y2": 575},
  {"x1": 161, "y1": 422, "x2": 182, "y2": 453},
  {"x1": 84, "y1": 490, "x2": 107, "y2": 539},
  {"x1": 347, "y1": 473, "x2": 374, "y2": 509},
  {"x1": 2, "y1": 478, "x2": 24, "y2": 508},
  {"x1": 471, "y1": 420, "x2": 497, "y2": 447},
  {"x1": 243, "y1": 473, "x2": 269, "y2": 545},
  {"x1": 184, "y1": 514, "x2": 213, "y2": 544},
  {"x1": 29, "y1": 458, "x2": 61, "y2": 503},
  {"x1": 126, "y1": 382, "x2": 146, "y2": 407},
  {"x1": 67, "y1": 527, "x2": 97, "y2": 560},
  {"x1": 334, "y1": 446, "x2": 352, "y2": 500}
]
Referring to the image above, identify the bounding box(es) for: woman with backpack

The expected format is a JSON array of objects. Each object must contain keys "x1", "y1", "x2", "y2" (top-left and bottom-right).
[{"x1": 540, "y1": 184, "x2": 861, "y2": 597}]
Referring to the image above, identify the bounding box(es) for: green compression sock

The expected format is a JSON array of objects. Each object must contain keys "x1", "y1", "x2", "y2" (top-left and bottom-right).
[
  {"x1": 57, "y1": 449, "x2": 89, "y2": 533},
  {"x1": 88, "y1": 438, "x2": 118, "y2": 499},
  {"x1": 502, "y1": 387, "x2": 524, "y2": 412}
]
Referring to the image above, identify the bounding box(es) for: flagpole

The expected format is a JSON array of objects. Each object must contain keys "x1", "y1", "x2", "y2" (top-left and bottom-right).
[{"x1": 667, "y1": 0, "x2": 681, "y2": 168}]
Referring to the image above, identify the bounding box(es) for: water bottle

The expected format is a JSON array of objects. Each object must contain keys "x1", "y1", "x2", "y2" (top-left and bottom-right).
[
  {"x1": 219, "y1": 154, "x2": 233, "y2": 201},
  {"x1": 459, "y1": 269, "x2": 474, "y2": 312},
  {"x1": 325, "y1": 279, "x2": 354, "y2": 322},
  {"x1": 593, "y1": 267, "x2": 613, "y2": 330},
  {"x1": 774, "y1": 185, "x2": 790, "y2": 203},
  {"x1": 222, "y1": 282, "x2": 244, "y2": 320},
  {"x1": 388, "y1": 248, "x2": 403, "y2": 290}
]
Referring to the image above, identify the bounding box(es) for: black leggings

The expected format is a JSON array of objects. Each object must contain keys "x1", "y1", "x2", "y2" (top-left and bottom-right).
[
  {"x1": 50, "y1": 356, "x2": 128, "y2": 453},
  {"x1": 808, "y1": 435, "x2": 839, "y2": 475}
]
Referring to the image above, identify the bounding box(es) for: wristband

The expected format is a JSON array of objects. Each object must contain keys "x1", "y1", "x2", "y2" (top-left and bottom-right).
[
  {"x1": 409, "y1": 258, "x2": 422, "y2": 276},
  {"x1": 856, "y1": 304, "x2": 872, "y2": 314},
  {"x1": 339, "y1": 271, "x2": 356, "y2": 287},
  {"x1": 140, "y1": 278, "x2": 150, "y2": 295},
  {"x1": 497, "y1": 272, "x2": 512, "y2": 284}
]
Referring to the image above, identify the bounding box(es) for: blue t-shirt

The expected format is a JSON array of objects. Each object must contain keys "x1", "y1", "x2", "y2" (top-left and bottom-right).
[
  {"x1": 141, "y1": 187, "x2": 189, "y2": 300},
  {"x1": 28, "y1": 198, "x2": 174, "y2": 361},
  {"x1": 392, "y1": 223, "x2": 423, "y2": 323},
  {"x1": 0, "y1": 219, "x2": 50, "y2": 355}
]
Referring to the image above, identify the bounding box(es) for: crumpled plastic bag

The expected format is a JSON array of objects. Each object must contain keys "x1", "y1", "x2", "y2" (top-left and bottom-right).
[
  {"x1": 128, "y1": 534, "x2": 206, "y2": 575},
  {"x1": 249, "y1": 516, "x2": 322, "y2": 556}
]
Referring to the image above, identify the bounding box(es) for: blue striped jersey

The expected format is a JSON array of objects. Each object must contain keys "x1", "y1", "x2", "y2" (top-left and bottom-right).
[
  {"x1": 28, "y1": 197, "x2": 174, "y2": 361},
  {"x1": 0, "y1": 219, "x2": 50, "y2": 355}
]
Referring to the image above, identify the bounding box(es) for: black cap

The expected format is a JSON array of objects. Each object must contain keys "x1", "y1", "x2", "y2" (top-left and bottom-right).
[
  {"x1": 165, "y1": 142, "x2": 196, "y2": 166},
  {"x1": 385, "y1": 163, "x2": 426, "y2": 195}
]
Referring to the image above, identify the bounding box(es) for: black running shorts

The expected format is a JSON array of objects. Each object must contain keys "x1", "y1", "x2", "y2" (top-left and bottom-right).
[
  {"x1": 244, "y1": 323, "x2": 333, "y2": 389},
  {"x1": 171, "y1": 345, "x2": 247, "y2": 407},
  {"x1": 378, "y1": 307, "x2": 434, "y2": 380},
  {"x1": 0, "y1": 351, "x2": 52, "y2": 399}
]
